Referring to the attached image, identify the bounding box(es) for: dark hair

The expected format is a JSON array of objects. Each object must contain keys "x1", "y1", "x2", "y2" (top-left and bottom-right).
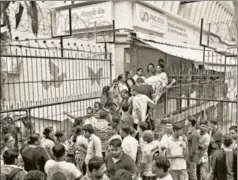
[
  {"x1": 113, "y1": 79, "x2": 118, "y2": 84},
  {"x1": 188, "y1": 116, "x2": 197, "y2": 127},
  {"x1": 24, "y1": 170, "x2": 46, "y2": 180},
  {"x1": 55, "y1": 131, "x2": 64, "y2": 140},
  {"x1": 147, "y1": 63, "x2": 155, "y2": 73},
  {"x1": 139, "y1": 122, "x2": 148, "y2": 131},
  {"x1": 88, "y1": 156, "x2": 105, "y2": 172},
  {"x1": 229, "y1": 125, "x2": 237, "y2": 133},
  {"x1": 157, "y1": 64, "x2": 165, "y2": 72},
  {"x1": 136, "y1": 78, "x2": 145, "y2": 84},
  {"x1": 173, "y1": 123, "x2": 182, "y2": 131},
  {"x1": 99, "y1": 110, "x2": 108, "y2": 119},
  {"x1": 3, "y1": 148, "x2": 19, "y2": 165},
  {"x1": 137, "y1": 68, "x2": 143, "y2": 72},
  {"x1": 223, "y1": 134, "x2": 234, "y2": 147},
  {"x1": 125, "y1": 71, "x2": 130, "y2": 78},
  {"x1": 121, "y1": 103, "x2": 129, "y2": 112},
  {"x1": 154, "y1": 156, "x2": 170, "y2": 172},
  {"x1": 87, "y1": 107, "x2": 94, "y2": 113},
  {"x1": 158, "y1": 59, "x2": 165, "y2": 65},
  {"x1": 109, "y1": 138, "x2": 122, "y2": 148},
  {"x1": 72, "y1": 126, "x2": 82, "y2": 143},
  {"x1": 210, "y1": 120, "x2": 218, "y2": 125},
  {"x1": 121, "y1": 125, "x2": 131, "y2": 135},
  {"x1": 82, "y1": 124, "x2": 94, "y2": 134},
  {"x1": 52, "y1": 144, "x2": 66, "y2": 158},
  {"x1": 200, "y1": 120, "x2": 208, "y2": 125},
  {"x1": 126, "y1": 78, "x2": 136, "y2": 87},
  {"x1": 28, "y1": 133, "x2": 40, "y2": 144},
  {"x1": 43, "y1": 127, "x2": 52, "y2": 136},
  {"x1": 3, "y1": 133, "x2": 14, "y2": 144},
  {"x1": 118, "y1": 74, "x2": 124, "y2": 81}
]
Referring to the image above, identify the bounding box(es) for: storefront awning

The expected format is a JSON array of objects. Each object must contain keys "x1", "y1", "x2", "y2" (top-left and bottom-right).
[{"x1": 136, "y1": 32, "x2": 237, "y2": 72}]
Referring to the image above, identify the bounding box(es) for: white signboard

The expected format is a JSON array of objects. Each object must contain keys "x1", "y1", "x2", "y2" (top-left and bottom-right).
[
  {"x1": 133, "y1": 4, "x2": 167, "y2": 34},
  {"x1": 55, "y1": 2, "x2": 113, "y2": 35}
]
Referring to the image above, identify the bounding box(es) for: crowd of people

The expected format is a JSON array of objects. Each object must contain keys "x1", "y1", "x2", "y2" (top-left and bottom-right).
[{"x1": 1, "y1": 59, "x2": 237, "y2": 180}]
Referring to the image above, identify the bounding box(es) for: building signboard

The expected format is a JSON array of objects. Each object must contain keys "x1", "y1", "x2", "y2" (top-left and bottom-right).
[
  {"x1": 56, "y1": 2, "x2": 113, "y2": 35},
  {"x1": 133, "y1": 3, "x2": 167, "y2": 34}
]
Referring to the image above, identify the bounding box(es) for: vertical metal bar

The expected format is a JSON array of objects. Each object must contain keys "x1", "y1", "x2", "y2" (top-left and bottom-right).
[
  {"x1": 60, "y1": 37, "x2": 63, "y2": 57},
  {"x1": 104, "y1": 43, "x2": 107, "y2": 59},
  {"x1": 200, "y1": 18, "x2": 204, "y2": 46},
  {"x1": 235, "y1": 0, "x2": 238, "y2": 124},
  {"x1": 207, "y1": 23, "x2": 211, "y2": 47},
  {"x1": 109, "y1": 53, "x2": 112, "y2": 84},
  {"x1": 113, "y1": 20, "x2": 116, "y2": 43}
]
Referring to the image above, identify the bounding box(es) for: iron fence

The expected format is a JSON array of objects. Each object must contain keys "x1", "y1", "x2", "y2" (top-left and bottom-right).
[
  {"x1": 162, "y1": 50, "x2": 237, "y2": 134},
  {"x1": 0, "y1": 38, "x2": 112, "y2": 140}
]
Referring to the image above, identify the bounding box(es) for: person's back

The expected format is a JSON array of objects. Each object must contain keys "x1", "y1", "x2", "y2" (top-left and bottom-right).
[
  {"x1": 1, "y1": 149, "x2": 27, "y2": 180},
  {"x1": 44, "y1": 144, "x2": 82, "y2": 180},
  {"x1": 21, "y1": 134, "x2": 49, "y2": 172},
  {"x1": 22, "y1": 145, "x2": 48, "y2": 172},
  {"x1": 137, "y1": 84, "x2": 154, "y2": 100},
  {"x1": 210, "y1": 134, "x2": 237, "y2": 180}
]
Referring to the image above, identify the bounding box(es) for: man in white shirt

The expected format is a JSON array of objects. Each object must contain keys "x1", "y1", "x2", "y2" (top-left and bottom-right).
[
  {"x1": 131, "y1": 85, "x2": 155, "y2": 130},
  {"x1": 44, "y1": 144, "x2": 82, "y2": 180},
  {"x1": 152, "y1": 156, "x2": 173, "y2": 180},
  {"x1": 82, "y1": 124, "x2": 103, "y2": 165},
  {"x1": 164, "y1": 123, "x2": 188, "y2": 180},
  {"x1": 120, "y1": 125, "x2": 139, "y2": 162}
]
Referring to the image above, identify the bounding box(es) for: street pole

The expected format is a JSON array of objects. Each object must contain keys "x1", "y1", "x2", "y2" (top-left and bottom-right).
[{"x1": 233, "y1": 0, "x2": 238, "y2": 124}]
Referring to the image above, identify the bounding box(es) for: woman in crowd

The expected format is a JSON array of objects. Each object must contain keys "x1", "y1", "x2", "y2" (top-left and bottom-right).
[
  {"x1": 125, "y1": 78, "x2": 136, "y2": 95},
  {"x1": 147, "y1": 63, "x2": 155, "y2": 78},
  {"x1": 110, "y1": 79, "x2": 120, "y2": 105},
  {"x1": 1, "y1": 134, "x2": 16, "y2": 165},
  {"x1": 100, "y1": 86, "x2": 113, "y2": 108}
]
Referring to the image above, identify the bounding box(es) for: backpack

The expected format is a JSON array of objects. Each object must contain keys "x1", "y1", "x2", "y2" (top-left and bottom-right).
[{"x1": 1, "y1": 168, "x2": 22, "y2": 180}]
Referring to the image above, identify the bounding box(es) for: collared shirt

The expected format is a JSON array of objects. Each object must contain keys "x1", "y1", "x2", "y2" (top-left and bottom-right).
[
  {"x1": 105, "y1": 152, "x2": 136, "y2": 179},
  {"x1": 122, "y1": 135, "x2": 139, "y2": 162},
  {"x1": 164, "y1": 136, "x2": 187, "y2": 170},
  {"x1": 132, "y1": 94, "x2": 154, "y2": 124},
  {"x1": 85, "y1": 134, "x2": 102, "y2": 164}
]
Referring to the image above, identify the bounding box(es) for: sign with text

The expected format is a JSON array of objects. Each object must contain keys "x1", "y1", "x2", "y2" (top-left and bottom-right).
[
  {"x1": 55, "y1": 2, "x2": 113, "y2": 35},
  {"x1": 133, "y1": 4, "x2": 167, "y2": 34}
]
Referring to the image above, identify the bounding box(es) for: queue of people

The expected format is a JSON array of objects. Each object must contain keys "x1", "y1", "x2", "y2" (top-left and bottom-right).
[{"x1": 0, "y1": 60, "x2": 237, "y2": 180}]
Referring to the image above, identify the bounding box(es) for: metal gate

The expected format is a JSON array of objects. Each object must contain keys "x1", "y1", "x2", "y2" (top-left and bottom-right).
[
  {"x1": 0, "y1": 38, "x2": 112, "y2": 138},
  {"x1": 164, "y1": 49, "x2": 237, "y2": 133}
]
